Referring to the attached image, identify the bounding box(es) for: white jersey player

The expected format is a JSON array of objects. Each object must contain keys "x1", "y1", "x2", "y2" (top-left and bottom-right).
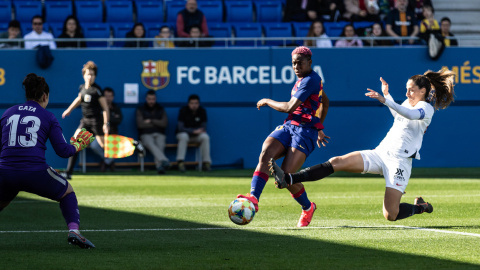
[{"x1": 269, "y1": 69, "x2": 455, "y2": 222}]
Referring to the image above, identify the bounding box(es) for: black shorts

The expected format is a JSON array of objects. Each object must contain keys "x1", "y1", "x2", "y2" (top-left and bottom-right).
[{"x1": 78, "y1": 118, "x2": 104, "y2": 136}]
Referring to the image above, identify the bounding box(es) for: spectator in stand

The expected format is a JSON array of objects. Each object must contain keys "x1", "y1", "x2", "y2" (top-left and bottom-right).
[
  {"x1": 154, "y1": 26, "x2": 175, "y2": 48},
  {"x1": 408, "y1": 0, "x2": 432, "y2": 20},
  {"x1": 102, "y1": 87, "x2": 123, "y2": 172},
  {"x1": 343, "y1": 0, "x2": 380, "y2": 22},
  {"x1": 124, "y1": 23, "x2": 149, "y2": 48},
  {"x1": 385, "y1": 0, "x2": 419, "y2": 45},
  {"x1": 176, "y1": 0, "x2": 208, "y2": 38},
  {"x1": 176, "y1": 25, "x2": 213, "y2": 47},
  {"x1": 284, "y1": 0, "x2": 317, "y2": 22},
  {"x1": 419, "y1": 5, "x2": 438, "y2": 34},
  {"x1": 136, "y1": 90, "x2": 170, "y2": 174},
  {"x1": 176, "y1": 94, "x2": 212, "y2": 172},
  {"x1": 24, "y1": 15, "x2": 56, "y2": 49},
  {"x1": 57, "y1": 16, "x2": 86, "y2": 48},
  {"x1": 304, "y1": 21, "x2": 332, "y2": 48},
  {"x1": 335, "y1": 24, "x2": 363, "y2": 47},
  {"x1": 310, "y1": 0, "x2": 345, "y2": 22},
  {"x1": 363, "y1": 22, "x2": 392, "y2": 46},
  {"x1": 0, "y1": 20, "x2": 22, "y2": 48},
  {"x1": 440, "y1": 17, "x2": 458, "y2": 47},
  {"x1": 378, "y1": 0, "x2": 395, "y2": 20}
]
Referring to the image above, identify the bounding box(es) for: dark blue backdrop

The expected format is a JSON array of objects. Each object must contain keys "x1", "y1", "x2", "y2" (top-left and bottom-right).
[{"x1": 0, "y1": 47, "x2": 479, "y2": 169}]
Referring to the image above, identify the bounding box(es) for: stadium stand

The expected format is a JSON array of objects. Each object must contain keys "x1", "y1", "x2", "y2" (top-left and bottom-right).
[
  {"x1": 324, "y1": 21, "x2": 349, "y2": 37},
  {"x1": 197, "y1": 1, "x2": 223, "y2": 23},
  {"x1": 208, "y1": 22, "x2": 232, "y2": 46},
  {"x1": 21, "y1": 23, "x2": 50, "y2": 36},
  {"x1": 0, "y1": 2, "x2": 12, "y2": 23},
  {"x1": 144, "y1": 22, "x2": 174, "y2": 38},
  {"x1": 0, "y1": 23, "x2": 8, "y2": 33},
  {"x1": 135, "y1": 1, "x2": 164, "y2": 23},
  {"x1": 74, "y1": 1, "x2": 104, "y2": 23},
  {"x1": 44, "y1": 1, "x2": 73, "y2": 23},
  {"x1": 263, "y1": 22, "x2": 293, "y2": 46},
  {"x1": 165, "y1": 1, "x2": 186, "y2": 23},
  {"x1": 254, "y1": 1, "x2": 283, "y2": 22},
  {"x1": 13, "y1": 1, "x2": 42, "y2": 23},
  {"x1": 105, "y1": 1, "x2": 134, "y2": 23},
  {"x1": 49, "y1": 23, "x2": 64, "y2": 37},
  {"x1": 292, "y1": 22, "x2": 311, "y2": 38},
  {"x1": 111, "y1": 22, "x2": 135, "y2": 47},
  {"x1": 232, "y1": 22, "x2": 262, "y2": 46},
  {"x1": 224, "y1": 1, "x2": 254, "y2": 23},
  {"x1": 82, "y1": 22, "x2": 110, "y2": 47}
]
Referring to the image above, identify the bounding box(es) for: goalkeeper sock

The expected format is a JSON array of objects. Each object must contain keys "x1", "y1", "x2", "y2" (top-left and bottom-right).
[
  {"x1": 291, "y1": 161, "x2": 334, "y2": 184},
  {"x1": 250, "y1": 171, "x2": 269, "y2": 200},
  {"x1": 395, "y1": 203, "x2": 423, "y2": 220},
  {"x1": 59, "y1": 192, "x2": 80, "y2": 230},
  {"x1": 291, "y1": 187, "x2": 311, "y2": 210}
]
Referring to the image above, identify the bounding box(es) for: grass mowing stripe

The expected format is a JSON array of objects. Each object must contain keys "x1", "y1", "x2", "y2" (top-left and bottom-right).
[{"x1": 2, "y1": 225, "x2": 480, "y2": 238}]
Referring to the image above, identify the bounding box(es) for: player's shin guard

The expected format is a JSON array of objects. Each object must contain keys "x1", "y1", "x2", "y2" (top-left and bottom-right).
[
  {"x1": 59, "y1": 192, "x2": 80, "y2": 230},
  {"x1": 291, "y1": 187, "x2": 311, "y2": 210},
  {"x1": 250, "y1": 171, "x2": 269, "y2": 200},
  {"x1": 394, "y1": 203, "x2": 423, "y2": 220},
  {"x1": 291, "y1": 161, "x2": 334, "y2": 185}
]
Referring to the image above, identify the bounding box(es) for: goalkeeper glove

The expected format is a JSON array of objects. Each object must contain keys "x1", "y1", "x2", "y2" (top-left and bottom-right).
[{"x1": 70, "y1": 128, "x2": 95, "y2": 152}]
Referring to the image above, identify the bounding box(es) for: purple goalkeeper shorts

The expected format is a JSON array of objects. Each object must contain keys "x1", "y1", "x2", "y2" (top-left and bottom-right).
[
  {"x1": 268, "y1": 123, "x2": 318, "y2": 157},
  {"x1": 0, "y1": 167, "x2": 69, "y2": 204}
]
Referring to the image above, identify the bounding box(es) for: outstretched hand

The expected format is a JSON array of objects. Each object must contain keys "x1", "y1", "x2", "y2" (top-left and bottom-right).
[
  {"x1": 365, "y1": 89, "x2": 386, "y2": 103},
  {"x1": 380, "y1": 77, "x2": 389, "y2": 96},
  {"x1": 317, "y1": 130, "x2": 330, "y2": 148},
  {"x1": 257, "y1": 98, "x2": 269, "y2": 110},
  {"x1": 70, "y1": 128, "x2": 95, "y2": 152}
]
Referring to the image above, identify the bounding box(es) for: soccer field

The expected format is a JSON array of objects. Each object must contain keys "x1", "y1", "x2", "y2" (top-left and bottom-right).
[{"x1": 1, "y1": 168, "x2": 480, "y2": 270}]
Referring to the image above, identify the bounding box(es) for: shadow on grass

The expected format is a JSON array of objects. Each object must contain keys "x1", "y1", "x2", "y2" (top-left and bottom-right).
[
  {"x1": 0, "y1": 198, "x2": 479, "y2": 270},
  {"x1": 74, "y1": 167, "x2": 480, "y2": 180}
]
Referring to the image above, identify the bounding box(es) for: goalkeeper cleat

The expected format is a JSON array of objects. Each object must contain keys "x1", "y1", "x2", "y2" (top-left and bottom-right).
[
  {"x1": 297, "y1": 202, "x2": 316, "y2": 227},
  {"x1": 268, "y1": 158, "x2": 289, "y2": 189},
  {"x1": 60, "y1": 172, "x2": 72, "y2": 180},
  {"x1": 414, "y1": 197, "x2": 433, "y2": 214},
  {"x1": 68, "y1": 231, "x2": 95, "y2": 249},
  {"x1": 236, "y1": 193, "x2": 259, "y2": 212},
  {"x1": 133, "y1": 141, "x2": 146, "y2": 157}
]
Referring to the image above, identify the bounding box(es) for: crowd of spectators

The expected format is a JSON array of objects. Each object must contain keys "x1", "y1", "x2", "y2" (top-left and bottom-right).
[{"x1": 0, "y1": 0, "x2": 458, "y2": 48}]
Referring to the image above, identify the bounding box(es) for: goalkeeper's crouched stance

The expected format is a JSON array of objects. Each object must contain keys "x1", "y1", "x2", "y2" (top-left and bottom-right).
[{"x1": 0, "y1": 74, "x2": 96, "y2": 249}]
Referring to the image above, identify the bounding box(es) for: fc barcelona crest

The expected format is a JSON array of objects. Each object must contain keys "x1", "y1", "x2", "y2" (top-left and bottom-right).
[{"x1": 141, "y1": 60, "x2": 170, "y2": 90}]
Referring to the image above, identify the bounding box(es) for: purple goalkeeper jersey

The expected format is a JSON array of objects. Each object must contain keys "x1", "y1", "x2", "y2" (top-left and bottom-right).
[{"x1": 0, "y1": 100, "x2": 76, "y2": 171}]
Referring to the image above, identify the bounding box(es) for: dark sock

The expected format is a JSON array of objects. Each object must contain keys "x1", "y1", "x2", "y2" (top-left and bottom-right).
[
  {"x1": 66, "y1": 153, "x2": 78, "y2": 175},
  {"x1": 291, "y1": 161, "x2": 334, "y2": 185},
  {"x1": 395, "y1": 203, "x2": 423, "y2": 220},
  {"x1": 59, "y1": 192, "x2": 80, "y2": 230}
]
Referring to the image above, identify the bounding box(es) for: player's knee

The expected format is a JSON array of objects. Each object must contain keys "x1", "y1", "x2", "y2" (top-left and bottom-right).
[
  {"x1": 383, "y1": 208, "x2": 398, "y2": 221},
  {"x1": 177, "y1": 133, "x2": 189, "y2": 142}
]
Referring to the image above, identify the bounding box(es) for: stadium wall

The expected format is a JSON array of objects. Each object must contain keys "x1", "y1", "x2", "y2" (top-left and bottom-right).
[{"x1": 0, "y1": 47, "x2": 479, "y2": 169}]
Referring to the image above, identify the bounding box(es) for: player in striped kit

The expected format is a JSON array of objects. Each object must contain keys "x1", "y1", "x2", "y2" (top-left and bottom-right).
[
  {"x1": 0, "y1": 73, "x2": 96, "y2": 248},
  {"x1": 271, "y1": 69, "x2": 455, "y2": 221},
  {"x1": 237, "y1": 46, "x2": 330, "y2": 227}
]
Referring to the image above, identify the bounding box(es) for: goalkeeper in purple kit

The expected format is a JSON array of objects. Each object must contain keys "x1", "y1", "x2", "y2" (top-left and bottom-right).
[{"x1": 0, "y1": 73, "x2": 96, "y2": 249}]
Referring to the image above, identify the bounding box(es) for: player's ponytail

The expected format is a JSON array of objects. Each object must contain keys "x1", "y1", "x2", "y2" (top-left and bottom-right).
[
  {"x1": 22, "y1": 73, "x2": 50, "y2": 101},
  {"x1": 423, "y1": 69, "x2": 455, "y2": 110},
  {"x1": 409, "y1": 68, "x2": 455, "y2": 110}
]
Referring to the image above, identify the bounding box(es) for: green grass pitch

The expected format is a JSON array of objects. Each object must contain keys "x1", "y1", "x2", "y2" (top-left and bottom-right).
[{"x1": 1, "y1": 168, "x2": 480, "y2": 269}]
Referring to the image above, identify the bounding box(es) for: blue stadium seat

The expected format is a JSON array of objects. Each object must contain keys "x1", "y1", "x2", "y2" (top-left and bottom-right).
[
  {"x1": 49, "y1": 22, "x2": 64, "y2": 37},
  {"x1": 323, "y1": 21, "x2": 349, "y2": 37},
  {"x1": 44, "y1": 1, "x2": 73, "y2": 23},
  {"x1": 0, "y1": 23, "x2": 8, "y2": 33},
  {"x1": 225, "y1": 1, "x2": 253, "y2": 22},
  {"x1": 144, "y1": 22, "x2": 174, "y2": 38},
  {"x1": 254, "y1": 1, "x2": 282, "y2": 22},
  {"x1": 111, "y1": 22, "x2": 134, "y2": 47},
  {"x1": 105, "y1": 1, "x2": 134, "y2": 23},
  {"x1": 263, "y1": 22, "x2": 292, "y2": 46},
  {"x1": 197, "y1": 1, "x2": 223, "y2": 23},
  {"x1": 232, "y1": 22, "x2": 262, "y2": 46},
  {"x1": 0, "y1": 2, "x2": 12, "y2": 23},
  {"x1": 75, "y1": 1, "x2": 104, "y2": 23},
  {"x1": 165, "y1": 1, "x2": 186, "y2": 23},
  {"x1": 208, "y1": 22, "x2": 232, "y2": 46},
  {"x1": 135, "y1": 1, "x2": 163, "y2": 24},
  {"x1": 13, "y1": 1, "x2": 42, "y2": 23},
  {"x1": 292, "y1": 22, "x2": 311, "y2": 37},
  {"x1": 82, "y1": 22, "x2": 110, "y2": 47},
  {"x1": 353, "y1": 21, "x2": 375, "y2": 29}
]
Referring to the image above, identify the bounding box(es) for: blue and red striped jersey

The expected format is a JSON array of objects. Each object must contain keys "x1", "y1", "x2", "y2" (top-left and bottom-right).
[{"x1": 285, "y1": 70, "x2": 324, "y2": 130}]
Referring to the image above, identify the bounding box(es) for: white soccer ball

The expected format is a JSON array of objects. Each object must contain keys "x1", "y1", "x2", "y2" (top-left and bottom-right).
[{"x1": 228, "y1": 198, "x2": 256, "y2": 225}]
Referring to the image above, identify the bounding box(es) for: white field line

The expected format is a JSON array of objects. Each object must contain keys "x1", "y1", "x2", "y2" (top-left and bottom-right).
[{"x1": 1, "y1": 225, "x2": 480, "y2": 238}]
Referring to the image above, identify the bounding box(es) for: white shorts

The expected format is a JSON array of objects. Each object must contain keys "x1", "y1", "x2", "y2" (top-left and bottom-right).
[{"x1": 359, "y1": 149, "x2": 412, "y2": 193}]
